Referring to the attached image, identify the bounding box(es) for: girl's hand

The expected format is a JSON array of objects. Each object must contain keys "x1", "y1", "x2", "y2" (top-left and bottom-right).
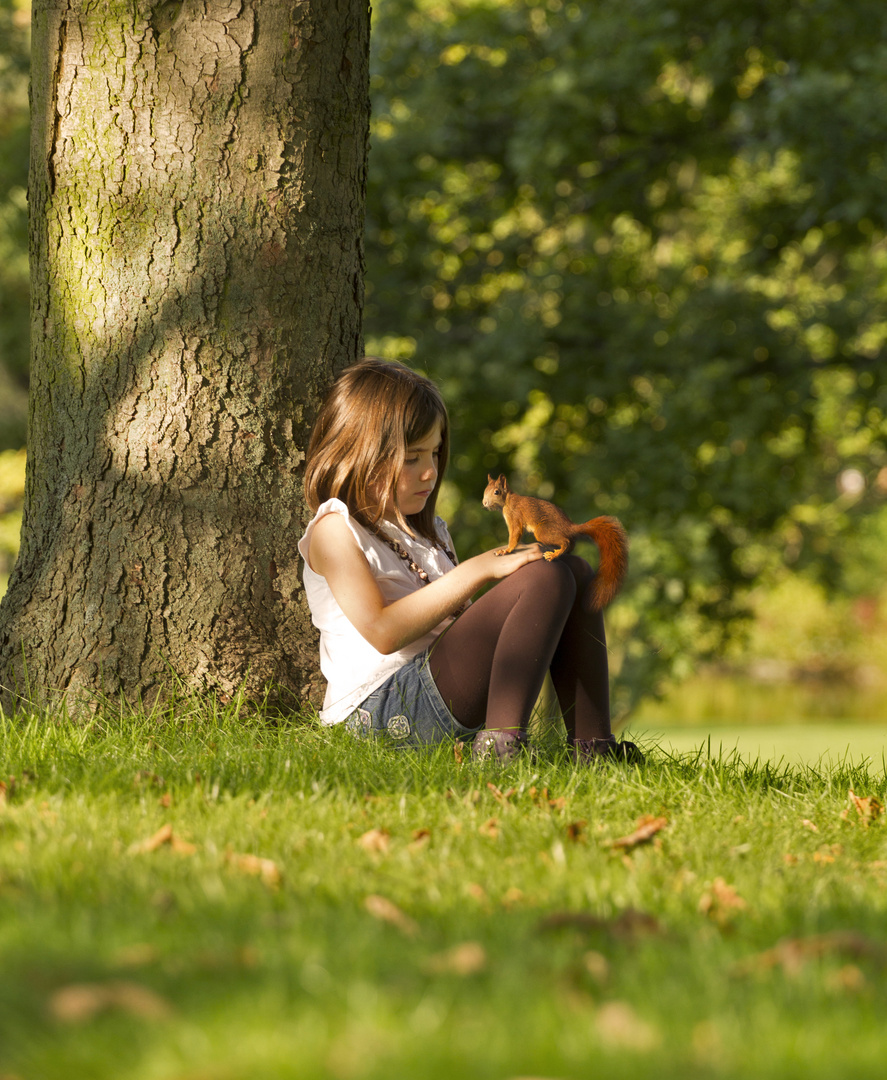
[{"x1": 467, "y1": 544, "x2": 546, "y2": 581}]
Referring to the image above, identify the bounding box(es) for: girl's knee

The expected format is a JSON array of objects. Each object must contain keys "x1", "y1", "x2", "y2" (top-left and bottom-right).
[
  {"x1": 561, "y1": 554, "x2": 606, "y2": 618},
  {"x1": 562, "y1": 553, "x2": 593, "y2": 590},
  {"x1": 518, "y1": 556, "x2": 578, "y2": 604}
]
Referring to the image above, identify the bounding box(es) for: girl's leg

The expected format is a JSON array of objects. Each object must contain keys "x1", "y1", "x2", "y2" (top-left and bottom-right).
[
  {"x1": 551, "y1": 555, "x2": 642, "y2": 763},
  {"x1": 428, "y1": 559, "x2": 578, "y2": 733},
  {"x1": 548, "y1": 555, "x2": 613, "y2": 743}
]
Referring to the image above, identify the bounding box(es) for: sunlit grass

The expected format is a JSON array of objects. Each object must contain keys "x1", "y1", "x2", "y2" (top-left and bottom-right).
[
  {"x1": 631, "y1": 722, "x2": 887, "y2": 771},
  {"x1": 1, "y1": 694, "x2": 886, "y2": 1079}
]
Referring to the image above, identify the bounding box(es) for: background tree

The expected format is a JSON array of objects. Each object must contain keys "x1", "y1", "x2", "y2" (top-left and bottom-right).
[
  {"x1": 3, "y1": 0, "x2": 886, "y2": 718},
  {"x1": 365, "y1": 0, "x2": 887, "y2": 713},
  {"x1": 0, "y1": 0, "x2": 371, "y2": 708}
]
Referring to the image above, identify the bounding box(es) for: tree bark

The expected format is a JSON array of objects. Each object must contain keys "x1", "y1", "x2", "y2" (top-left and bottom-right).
[{"x1": 0, "y1": 0, "x2": 370, "y2": 710}]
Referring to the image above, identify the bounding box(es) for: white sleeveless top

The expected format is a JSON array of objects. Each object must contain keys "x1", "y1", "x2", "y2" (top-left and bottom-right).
[{"x1": 297, "y1": 498, "x2": 460, "y2": 725}]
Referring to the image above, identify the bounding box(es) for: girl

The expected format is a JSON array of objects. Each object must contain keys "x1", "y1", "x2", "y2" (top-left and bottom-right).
[{"x1": 298, "y1": 357, "x2": 640, "y2": 763}]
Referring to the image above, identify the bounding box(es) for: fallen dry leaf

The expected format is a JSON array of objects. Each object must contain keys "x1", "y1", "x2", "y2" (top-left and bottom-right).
[
  {"x1": 168, "y1": 833, "x2": 197, "y2": 855},
  {"x1": 809, "y1": 843, "x2": 843, "y2": 865},
  {"x1": 733, "y1": 931, "x2": 887, "y2": 977},
  {"x1": 611, "y1": 909, "x2": 661, "y2": 936},
  {"x1": 565, "y1": 820, "x2": 587, "y2": 842},
  {"x1": 226, "y1": 852, "x2": 282, "y2": 888},
  {"x1": 595, "y1": 1000, "x2": 660, "y2": 1052},
  {"x1": 478, "y1": 817, "x2": 500, "y2": 839},
  {"x1": 486, "y1": 782, "x2": 517, "y2": 803},
  {"x1": 605, "y1": 815, "x2": 668, "y2": 851},
  {"x1": 129, "y1": 823, "x2": 174, "y2": 854},
  {"x1": 453, "y1": 741, "x2": 465, "y2": 764},
  {"x1": 801, "y1": 818, "x2": 818, "y2": 832},
  {"x1": 408, "y1": 828, "x2": 431, "y2": 851},
  {"x1": 425, "y1": 941, "x2": 487, "y2": 976},
  {"x1": 529, "y1": 786, "x2": 566, "y2": 811},
  {"x1": 49, "y1": 981, "x2": 172, "y2": 1023},
  {"x1": 847, "y1": 789, "x2": 884, "y2": 825},
  {"x1": 357, "y1": 827, "x2": 390, "y2": 854},
  {"x1": 127, "y1": 823, "x2": 197, "y2": 856},
  {"x1": 698, "y1": 877, "x2": 747, "y2": 921},
  {"x1": 364, "y1": 894, "x2": 419, "y2": 937}
]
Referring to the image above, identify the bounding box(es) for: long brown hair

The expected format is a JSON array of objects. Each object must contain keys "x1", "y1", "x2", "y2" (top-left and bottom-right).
[{"x1": 304, "y1": 357, "x2": 450, "y2": 542}]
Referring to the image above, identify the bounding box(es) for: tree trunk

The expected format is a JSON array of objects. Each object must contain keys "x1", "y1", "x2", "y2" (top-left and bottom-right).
[{"x1": 0, "y1": 0, "x2": 370, "y2": 710}]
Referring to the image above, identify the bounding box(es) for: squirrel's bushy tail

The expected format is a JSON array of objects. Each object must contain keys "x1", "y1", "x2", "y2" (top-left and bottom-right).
[{"x1": 573, "y1": 517, "x2": 629, "y2": 610}]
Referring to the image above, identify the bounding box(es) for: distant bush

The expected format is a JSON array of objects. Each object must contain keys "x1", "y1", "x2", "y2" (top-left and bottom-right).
[{"x1": 0, "y1": 446, "x2": 25, "y2": 595}]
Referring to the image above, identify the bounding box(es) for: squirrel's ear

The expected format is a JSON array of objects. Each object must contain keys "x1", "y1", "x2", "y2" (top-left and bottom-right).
[
  {"x1": 498, "y1": 473, "x2": 508, "y2": 487},
  {"x1": 487, "y1": 474, "x2": 493, "y2": 482}
]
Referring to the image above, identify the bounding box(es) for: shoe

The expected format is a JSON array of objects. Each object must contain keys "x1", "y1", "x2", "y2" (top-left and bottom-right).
[
  {"x1": 472, "y1": 729, "x2": 529, "y2": 763},
  {"x1": 611, "y1": 739, "x2": 644, "y2": 764},
  {"x1": 574, "y1": 734, "x2": 644, "y2": 765}
]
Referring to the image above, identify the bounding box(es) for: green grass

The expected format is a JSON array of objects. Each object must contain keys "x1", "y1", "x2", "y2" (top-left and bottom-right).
[{"x1": 1, "y1": 696, "x2": 886, "y2": 1080}]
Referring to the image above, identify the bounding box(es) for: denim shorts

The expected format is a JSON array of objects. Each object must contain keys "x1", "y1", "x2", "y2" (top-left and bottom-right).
[{"x1": 344, "y1": 647, "x2": 478, "y2": 748}]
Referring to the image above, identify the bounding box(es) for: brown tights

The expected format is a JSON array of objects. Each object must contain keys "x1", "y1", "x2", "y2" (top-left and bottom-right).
[{"x1": 428, "y1": 556, "x2": 611, "y2": 742}]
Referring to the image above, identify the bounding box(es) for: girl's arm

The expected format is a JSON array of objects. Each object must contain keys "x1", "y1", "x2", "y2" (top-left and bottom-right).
[{"x1": 308, "y1": 512, "x2": 545, "y2": 655}]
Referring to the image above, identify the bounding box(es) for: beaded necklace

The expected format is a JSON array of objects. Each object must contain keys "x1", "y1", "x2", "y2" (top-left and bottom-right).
[{"x1": 380, "y1": 533, "x2": 469, "y2": 617}]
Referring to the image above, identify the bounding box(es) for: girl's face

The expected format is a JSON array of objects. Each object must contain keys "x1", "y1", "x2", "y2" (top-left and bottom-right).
[{"x1": 382, "y1": 419, "x2": 443, "y2": 524}]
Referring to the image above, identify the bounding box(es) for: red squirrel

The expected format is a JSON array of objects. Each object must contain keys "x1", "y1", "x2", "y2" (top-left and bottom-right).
[{"x1": 482, "y1": 473, "x2": 628, "y2": 610}]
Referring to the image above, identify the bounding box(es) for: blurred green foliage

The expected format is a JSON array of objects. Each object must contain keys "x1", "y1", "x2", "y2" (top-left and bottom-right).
[
  {"x1": 2, "y1": 0, "x2": 886, "y2": 713},
  {"x1": 0, "y1": 0, "x2": 29, "y2": 449},
  {"x1": 0, "y1": 448, "x2": 25, "y2": 596},
  {"x1": 364, "y1": 0, "x2": 887, "y2": 712},
  {"x1": 636, "y1": 569, "x2": 887, "y2": 726}
]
